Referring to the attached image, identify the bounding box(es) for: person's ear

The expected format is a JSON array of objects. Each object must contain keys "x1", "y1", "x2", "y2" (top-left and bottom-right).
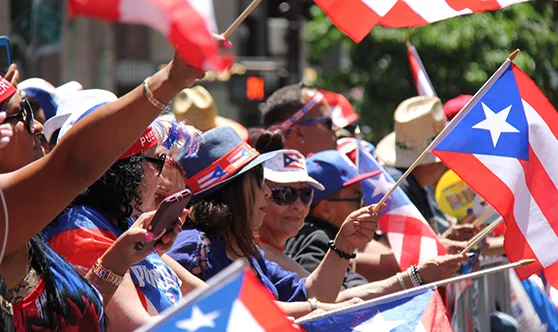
[
  {"x1": 293, "y1": 126, "x2": 305, "y2": 144},
  {"x1": 311, "y1": 200, "x2": 330, "y2": 220}
]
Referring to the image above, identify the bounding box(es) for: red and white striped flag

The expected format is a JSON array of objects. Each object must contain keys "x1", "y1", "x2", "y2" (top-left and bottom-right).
[
  {"x1": 319, "y1": 89, "x2": 359, "y2": 129},
  {"x1": 406, "y1": 39, "x2": 436, "y2": 97},
  {"x1": 315, "y1": 0, "x2": 530, "y2": 43},
  {"x1": 68, "y1": 0, "x2": 229, "y2": 71},
  {"x1": 432, "y1": 61, "x2": 558, "y2": 287}
]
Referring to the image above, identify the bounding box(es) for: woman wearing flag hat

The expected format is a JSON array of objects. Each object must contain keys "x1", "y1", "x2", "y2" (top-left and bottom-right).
[{"x1": 168, "y1": 126, "x2": 385, "y2": 317}]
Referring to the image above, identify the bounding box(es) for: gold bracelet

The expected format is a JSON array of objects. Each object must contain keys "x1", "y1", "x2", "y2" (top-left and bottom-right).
[
  {"x1": 307, "y1": 298, "x2": 318, "y2": 311},
  {"x1": 143, "y1": 77, "x2": 168, "y2": 110},
  {"x1": 91, "y1": 259, "x2": 125, "y2": 287}
]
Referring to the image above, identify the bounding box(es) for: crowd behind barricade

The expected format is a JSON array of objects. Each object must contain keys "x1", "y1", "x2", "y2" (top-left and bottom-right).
[{"x1": 0, "y1": 38, "x2": 555, "y2": 332}]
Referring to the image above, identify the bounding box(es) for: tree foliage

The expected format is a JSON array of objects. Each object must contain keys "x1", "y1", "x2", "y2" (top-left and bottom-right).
[{"x1": 305, "y1": 2, "x2": 558, "y2": 142}]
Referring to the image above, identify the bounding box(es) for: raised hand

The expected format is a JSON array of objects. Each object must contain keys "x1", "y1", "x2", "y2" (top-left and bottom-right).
[
  {"x1": 334, "y1": 203, "x2": 387, "y2": 253},
  {"x1": 0, "y1": 112, "x2": 13, "y2": 150}
]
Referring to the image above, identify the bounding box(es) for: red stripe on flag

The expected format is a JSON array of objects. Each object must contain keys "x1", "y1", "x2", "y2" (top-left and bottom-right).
[
  {"x1": 407, "y1": 47, "x2": 422, "y2": 93},
  {"x1": 512, "y1": 64, "x2": 558, "y2": 138},
  {"x1": 68, "y1": 0, "x2": 120, "y2": 21},
  {"x1": 543, "y1": 261, "x2": 558, "y2": 290},
  {"x1": 380, "y1": 2, "x2": 429, "y2": 28},
  {"x1": 421, "y1": 291, "x2": 452, "y2": 331},
  {"x1": 433, "y1": 150, "x2": 543, "y2": 278},
  {"x1": 238, "y1": 271, "x2": 297, "y2": 331},
  {"x1": 446, "y1": 0, "x2": 501, "y2": 11},
  {"x1": 519, "y1": 146, "x2": 558, "y2": 235},
  {"x1": 314, "y1": 0, "x2": 381, "y2": 43}
]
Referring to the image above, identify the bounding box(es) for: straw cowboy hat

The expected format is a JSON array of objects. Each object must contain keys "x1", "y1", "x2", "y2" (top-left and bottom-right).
[
  {"x1": 172, "y1": 86, "x2": 249, "y2": 141},
  {"x1": 376, "y1": 96, "x2": 446, "y2": 168}
]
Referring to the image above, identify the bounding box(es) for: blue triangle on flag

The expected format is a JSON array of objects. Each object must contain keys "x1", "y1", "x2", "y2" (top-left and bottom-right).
[
  {"x1": 284, "y1": 154, "x2": 295, "y2": 167},
  {"x1": 239, "y1": 148, "x2": 252, "y2": 157},
  {"x1": 211, "y1": 165, "x2": 227, "y2": 179},
  {"x1": 435, "y1": 67, "x2": 529, "y2": 160}
]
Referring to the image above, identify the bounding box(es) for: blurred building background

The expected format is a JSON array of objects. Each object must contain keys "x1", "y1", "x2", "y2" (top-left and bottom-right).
[{"x1": 0, "y1": 0, "x2": 345, "y2": 127}]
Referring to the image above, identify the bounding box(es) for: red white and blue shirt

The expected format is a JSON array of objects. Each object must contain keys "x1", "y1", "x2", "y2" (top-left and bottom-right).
[{"x1": 43, "y1": 205, "x2": 182, "y2": 315}]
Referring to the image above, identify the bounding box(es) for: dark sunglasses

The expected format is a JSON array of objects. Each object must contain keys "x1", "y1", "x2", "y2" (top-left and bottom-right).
[
  {"x1": 297, "y1": 116, "x2": 334, "y2": 131},
  {"x1": 271, "y1": 186, "x2": 314, "y2": 207},
  {"x1": 326, "y1": 196, "x2": 365, "y2": 208},
  {"x1": 2, "y1": 98, "x2": 35, "y2": 134},
  {"x1": 145, "y1": 153, "x2": 167, "y2": 176}
]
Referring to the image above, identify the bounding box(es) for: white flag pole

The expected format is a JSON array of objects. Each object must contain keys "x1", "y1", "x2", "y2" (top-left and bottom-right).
[{"x1": 372, "y1": 49, "x2": 520, "y2": 212}]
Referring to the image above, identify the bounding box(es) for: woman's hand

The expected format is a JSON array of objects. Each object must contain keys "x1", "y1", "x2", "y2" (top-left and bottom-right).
[
  {"x1": 0, "y1": 112, "x2": 13, "y2": 150},
  {"x1": 155, "y1": 209, "x2": 189, "y2": 256},
  {"x1": 417, "y1": 253, "x2": 470, "y2": 284},
  {"x1": 3, "y1": 64, "x2": 19, "y2": 87},
  {"x1": 334, "y1": 204, "x2": 387, "y2": 254},
  {"x1": 441, "y1": 224, "x2": 479, "y2": 242}
]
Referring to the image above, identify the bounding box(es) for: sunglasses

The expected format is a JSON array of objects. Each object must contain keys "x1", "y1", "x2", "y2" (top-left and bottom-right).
[
  {"x1": 271, "y1": 186, "x2": 314, "y2": 207},
  {"x1": 2, "y1": 98, "x2": 35, "y2": 134},
  {"x1": 297, "y1": 116, "x2": 334, "y2": 131},
  {"x1": 145, "y1": 153, "x2": 167, "y2": 176},
  {"x1": 326, "y1": 195, "x2": 365, "y2": 208}
]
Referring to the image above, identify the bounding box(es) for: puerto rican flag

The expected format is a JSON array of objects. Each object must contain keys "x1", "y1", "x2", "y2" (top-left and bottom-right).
[
  {"x1": 315, "y1": 0, "x2": 529, "y2": 43},
  {"x1": 406, "y1": 39, "x2": 437, "y2": 97},
  {"x1": 197, "y1": 165, "x2": 228, "y2": 190},
  {"x1": 68, "y1": 0, "x2": 229, "y2": 71},
  {"x1": 432, "y1": 62, "x2": 558, "y2": 288},
  {"x1": 299, "y1": 287, "x2": 451, "y2": 332},
  {"x1": 228, "y1": 147, "x2": 256, "y2": 168},
  {"x1": 139, "y1": 262, "x2": 297, "y2": 332},
  {"x1": 319, "y1": 89, "x2": 359, "y2": 130},
  {"x1": 338, "y1": 140, "x2": 447, "y2": 270},
  {"x1": 284, "y1": 152, "x2": 306, "y2": 170}
]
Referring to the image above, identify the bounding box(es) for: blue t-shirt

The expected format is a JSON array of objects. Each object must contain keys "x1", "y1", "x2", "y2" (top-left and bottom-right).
[
  {"x1": 43, "y1": 205, "x2": 182, "y2": 315},
  {"x1": 167, "y1": 228, "x2": 308, "y2": 302}
]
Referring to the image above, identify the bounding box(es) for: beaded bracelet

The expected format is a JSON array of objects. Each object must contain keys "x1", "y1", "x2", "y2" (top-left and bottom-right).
[
  {"x1": 412, "y1": 265, "x2": 424, "y2": 285},
  {"x1": 327, "y1": 240, "x2": 356, "y2": 260},
  {"x1": 407, "y1": 265, "x2": 423, "y2": 288},
  {"x1": 91, "y1": 259, "x2": 125, "y2": 287}
]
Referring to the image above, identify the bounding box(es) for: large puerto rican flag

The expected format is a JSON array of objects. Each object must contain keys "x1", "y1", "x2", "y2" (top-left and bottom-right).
[
  {"x1": 299, "y1": 287, "x2": 451, "y2": 332},
  {"x1": 138, "y1": 261, "x2": 297, "y2": 332},
  {"x1": 406, "y1": 39, "x2": 437, "y2": 97},
  {"x1": 68, "y1": 0, "x2": 228, "y2": 71},
  {"x1": 431, "y1": 62, "x2": 558, "y2": 288},
  {"x1": 315, "y1": 0, "x2": 530, "y2": 43},
  {"x1": 338, "y1": 139, "x2": 447, "y2": 270}
]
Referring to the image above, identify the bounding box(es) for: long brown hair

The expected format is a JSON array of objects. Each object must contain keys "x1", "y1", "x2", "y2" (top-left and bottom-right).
[{"x1": 189, "y1": 165, "x2": 264, "y2": 258}]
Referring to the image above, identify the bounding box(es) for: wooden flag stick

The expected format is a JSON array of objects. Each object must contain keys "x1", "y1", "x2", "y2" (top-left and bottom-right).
[
  {"x1": 473, "y1": 205, "x2": 496, "y2": 228},
  {"x1": 372, "y1": 50, "x2": 519, "y2": 212},
  {"x1": 295, "y1": 258, "x2": 535, "y2": 324},
  {"x1": 222, "y1": 0, "x2": 262, "y2": 39},
  {"x1": 352, "y1": 126, "x2": 362, "y2": 272},
  {"x1": 459, "y1": 217, "x2": 503, "y2": 255}
]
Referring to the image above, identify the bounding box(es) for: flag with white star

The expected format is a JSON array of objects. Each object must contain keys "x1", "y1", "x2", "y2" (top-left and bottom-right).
[
  {"x1": 299, "y1": 288, "x2": 451, "y2": 332},
  {"x1": 432, "y1": 62, "x2": 558, "y2": 287},
  {"x1": 137, "y1": 261, "x2": 297, "y2": 332}
]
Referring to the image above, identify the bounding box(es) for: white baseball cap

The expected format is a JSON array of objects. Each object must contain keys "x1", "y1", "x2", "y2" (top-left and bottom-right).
[
  {"x1": 19, "y1": 78, "x2": 83, "y2": 120},
  {"x1": 56, "y1": 89, "x2": 118, "y2": 142},
  {"x1": 263, "y1": 149, "x2": 325, "y2": 191}
]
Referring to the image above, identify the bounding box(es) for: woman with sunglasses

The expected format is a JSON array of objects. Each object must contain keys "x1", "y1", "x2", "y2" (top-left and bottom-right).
[
  {"x1": 43, "y1": 115, "x2": 207, "y2": 331},
  {"x1": 0, "y1": 48, "x2": 207, "y2": 331}
]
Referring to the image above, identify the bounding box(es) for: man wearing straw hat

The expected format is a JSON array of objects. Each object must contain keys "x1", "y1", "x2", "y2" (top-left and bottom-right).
[{"x1": 375, "y1": 96, "x2": 478, "y2": 248}]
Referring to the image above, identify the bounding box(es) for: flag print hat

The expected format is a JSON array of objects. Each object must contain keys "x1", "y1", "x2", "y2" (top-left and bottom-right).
[
  {"x1": 180, "y1": 126, "x2": 279, "y2": 198},
  {"x1": 263, "y1": 149, "x2": 324, "y2": 191}
]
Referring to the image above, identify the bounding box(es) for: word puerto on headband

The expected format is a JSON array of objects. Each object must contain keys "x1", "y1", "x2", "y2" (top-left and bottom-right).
[
  {"x1": 119, "y1": 126, "x2": 158, "y2": 160},
  {"x1": 277, "y1": 91, "x2": 324, "y2": 132},
  {"x1": 185, "y1": 141, "x2": 259, "y2": 194}
]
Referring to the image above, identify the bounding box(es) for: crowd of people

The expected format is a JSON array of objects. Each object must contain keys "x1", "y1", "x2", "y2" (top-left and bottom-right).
[{"x1": 0, "y1": 36, "x2": 518, "y2": 331}]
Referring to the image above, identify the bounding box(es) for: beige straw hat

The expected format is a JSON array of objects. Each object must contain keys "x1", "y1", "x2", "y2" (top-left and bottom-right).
[
  {"x1": 376, "y1": 96, "x2": 446, "y2": 168},
  {"x1": 172, "y1": 86, "x2": 249, "y2": 141}
]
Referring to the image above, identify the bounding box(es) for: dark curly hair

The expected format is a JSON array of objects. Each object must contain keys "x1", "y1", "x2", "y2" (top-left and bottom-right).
[
  {"x1": 249, "y1": 129, "x2": 284, "y2": 154},
  {"x1": 189, "y1": 166, "x2": 264, "y2": 259},
  {"x1": 70, "y1": 155, "x2": 145, "y2": 231}
]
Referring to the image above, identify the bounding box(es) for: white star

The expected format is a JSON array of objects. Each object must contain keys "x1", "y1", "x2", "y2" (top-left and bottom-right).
[
  {"x1": 353, "y1": 312, "x2": 406, "y2": 332},
  {"x1": 175, "y1": 306, "x2": 220, "y2": 331},
  {"x1": 368, "y1": 173, "x2": 393, "y2": 198},
  {"x1": 472, "y1": 103, "x2": 520, "y2": 147}
]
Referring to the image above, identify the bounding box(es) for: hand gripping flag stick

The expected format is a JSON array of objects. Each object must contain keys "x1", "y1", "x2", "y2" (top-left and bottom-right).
[
  {"x1": 372, "y1": 49, "x2": 521, "y2": 213},
  {"x1": 459, "y1": 217, "x2": 504, "y2": 255},
  {"x1": 223, "y1": 0, "x2": 262, "y2": 39},
  {"x1": 295, "y1": 257, "x2": 535, "y2": 325}
]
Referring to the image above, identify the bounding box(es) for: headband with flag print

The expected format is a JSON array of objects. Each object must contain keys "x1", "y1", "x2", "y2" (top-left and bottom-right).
[
  {"x1": 0, "y1": 76, "x2": 16, "y2": 105},
  {"x1": 275, "y1": 91, "x2": 324, "y2": 132},
  {"x1": 185, "y1": 141, "x2": 259, "y2": 193},
  {"x1": 119, "y1": 126, "x2": 158, "y2": 160}
]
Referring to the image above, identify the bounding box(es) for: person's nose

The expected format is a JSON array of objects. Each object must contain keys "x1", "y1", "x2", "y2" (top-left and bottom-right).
[{"x1": 33, "y1": 120, "x2": 44, "y2": 135}]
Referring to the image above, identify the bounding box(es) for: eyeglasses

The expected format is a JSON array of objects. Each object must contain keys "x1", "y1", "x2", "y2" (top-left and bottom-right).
[
  {"x1": 298, "y1": 116, "x2": 334, "y2": 131},
  {"x1": 145, "y1": 153, "x2": 167, "y2": 176},
  {"x1": 326, "y1": 195, "x2": 365, "y2": 208},
  {"x1": 2, "y1": 98, "x2": 35, "y2": 134},
  {"x1": 271, "y1": 186, "x2": 314, "y2": 207}
]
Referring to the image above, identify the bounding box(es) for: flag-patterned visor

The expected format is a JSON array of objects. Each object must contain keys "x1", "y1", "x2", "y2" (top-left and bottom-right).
[
  {"x1": 276, "y1": 91, "x2": 324, "y2": 132},
  {"x1": 185, "y1": 141, "x2": 260, "y2": 194}
]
